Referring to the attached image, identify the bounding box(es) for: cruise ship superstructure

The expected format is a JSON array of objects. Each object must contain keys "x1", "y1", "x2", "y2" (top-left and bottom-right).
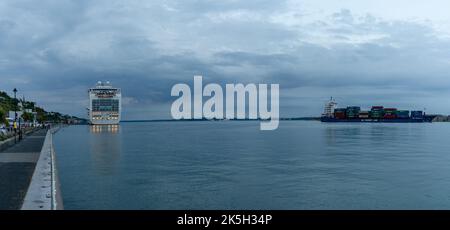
[{"x1": 88, "y1": 81, "x2": 121, "y2": 125}]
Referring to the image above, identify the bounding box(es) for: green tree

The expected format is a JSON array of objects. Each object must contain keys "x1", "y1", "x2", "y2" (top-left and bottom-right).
[
  {"x1": 21, "y1": 112, "x2": 34, "y2": 122},
  {"x1": 0, "y1": 107, "x2": 6, "y2": 124}
]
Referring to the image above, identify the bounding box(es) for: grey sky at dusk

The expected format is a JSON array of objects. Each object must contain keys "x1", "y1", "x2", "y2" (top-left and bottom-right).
[{"x1": 1, "y1": 0, "x2": 450, "y2": 119}]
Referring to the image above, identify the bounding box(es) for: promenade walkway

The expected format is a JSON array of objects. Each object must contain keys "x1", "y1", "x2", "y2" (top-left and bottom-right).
[{"x1": 0, "y1": 129, "x2": 47, "y2": 210}]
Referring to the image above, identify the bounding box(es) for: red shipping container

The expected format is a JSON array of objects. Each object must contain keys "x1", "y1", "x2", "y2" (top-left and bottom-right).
[{"x1": 383, "y1": 114, "x2": 397, "y2": 119}]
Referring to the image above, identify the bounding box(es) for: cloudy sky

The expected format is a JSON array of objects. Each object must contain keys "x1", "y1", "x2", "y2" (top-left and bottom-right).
[{"x1": 1, "y1": 0, "x2": 450, "y2": 119}]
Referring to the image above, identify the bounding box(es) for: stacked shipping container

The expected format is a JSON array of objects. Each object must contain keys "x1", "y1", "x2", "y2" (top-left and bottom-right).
[
  {"x1": 358, "y1": 111, "x2": 370, "y2": 119},
  {"x1": 332, "y1": 105, "x2": 422, "y2": 120},
  {"x1": 384, "y1": 108, "x2": 398, "y2": 119},
  {"x1": 411, "y1": 111, "x2": 424, "y2": 119},
  {"x1": 334, "y1": 108, "x2": 347, "y2": 119},
  {"x1": 370, "y1": 106, "x2": 384, "y2": 119},
  {"x1": 397, "y1": 110, "x2": 410, "y2": 118},
  {"x1": 346, "y1": 107, "x2": 361, "y2": 119}
]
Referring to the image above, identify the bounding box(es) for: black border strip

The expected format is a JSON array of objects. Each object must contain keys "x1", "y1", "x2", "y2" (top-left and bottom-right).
[{"x1": 1, "y1": 211, "x2": 450, "y2": 227}]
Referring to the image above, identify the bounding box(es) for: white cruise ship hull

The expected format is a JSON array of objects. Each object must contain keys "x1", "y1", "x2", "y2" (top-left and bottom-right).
[{"x1": 89, "y1": 119, "x2": 120, "y2": 125}]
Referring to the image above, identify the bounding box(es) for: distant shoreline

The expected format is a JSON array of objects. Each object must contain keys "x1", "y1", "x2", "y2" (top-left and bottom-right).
[
  {"x1": 80, "y1": 115, "x2": 450, "y2": 124},
  {"x1": 120, "y1": 117, "x2": 320, "y2": 123}
]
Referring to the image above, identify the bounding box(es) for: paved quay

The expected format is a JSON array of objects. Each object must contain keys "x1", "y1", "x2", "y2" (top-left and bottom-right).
[{"x1": 0, "y1": 129, "x2": 47, "y2": 210}]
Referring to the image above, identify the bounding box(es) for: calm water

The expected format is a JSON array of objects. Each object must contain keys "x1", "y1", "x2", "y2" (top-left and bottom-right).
[{"x1": 54, "y1": 121, "x2": 450, "y2": 210}]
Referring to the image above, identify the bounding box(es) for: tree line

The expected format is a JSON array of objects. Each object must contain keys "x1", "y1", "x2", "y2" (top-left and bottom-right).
[{"x1": 0, "y1": 91, "x2": 84, "y2": 126}]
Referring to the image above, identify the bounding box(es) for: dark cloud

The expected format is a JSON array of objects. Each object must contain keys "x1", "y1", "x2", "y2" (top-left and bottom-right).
[{"x1": 1, "y1": 1, "x2": 450, "y2": 119}]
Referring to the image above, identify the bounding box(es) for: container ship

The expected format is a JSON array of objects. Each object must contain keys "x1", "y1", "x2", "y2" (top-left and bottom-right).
[
  {"x1": 88, "y1": 81, "x2": 121, "y2": 125},
  {"x1": 321, "y1": 98, "x2": 433, "y2": 123}
]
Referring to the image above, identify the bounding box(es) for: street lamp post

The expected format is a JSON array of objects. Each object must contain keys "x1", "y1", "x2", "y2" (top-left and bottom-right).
[
  {"x1": 13, "y1": 88, "x2": 17, "y2": 143},
  {"x1": 19, "y1": 96, "x2": 22, "y2": 141}
]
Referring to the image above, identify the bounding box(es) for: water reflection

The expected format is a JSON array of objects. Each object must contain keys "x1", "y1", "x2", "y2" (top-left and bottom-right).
[
  {"x1": 88, "y1": 125, "x2": 121, "y2": 175},
  {"x1": 324, "y1": 125, "x2": 363, "y2": 145},
  {"x1": 323, "y1": 123, "x2": 428, "y2": 156},
  {"x1": 90, "y1": 124, "x2": 120, "y2": 134}
]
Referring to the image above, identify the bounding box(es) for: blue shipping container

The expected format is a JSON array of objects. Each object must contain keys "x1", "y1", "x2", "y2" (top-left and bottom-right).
[{"x1": 411, "y1": 111, "x2": 423, "y2": 118}]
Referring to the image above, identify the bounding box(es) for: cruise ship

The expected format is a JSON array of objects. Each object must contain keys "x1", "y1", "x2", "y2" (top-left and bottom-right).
[{"x1": 88, "y1": 81, "x2": 121, "y2": 125}]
